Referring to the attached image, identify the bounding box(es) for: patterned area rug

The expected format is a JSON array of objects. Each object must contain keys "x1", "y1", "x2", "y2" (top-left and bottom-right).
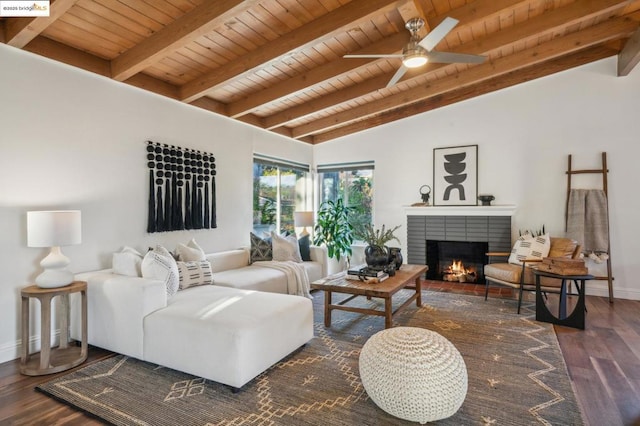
[{"x1": 37, "y1": 290, "x2": 584, "y2": 425}]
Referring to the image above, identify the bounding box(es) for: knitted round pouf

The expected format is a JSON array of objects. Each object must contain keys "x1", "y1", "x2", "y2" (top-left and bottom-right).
[{"x1": 359, "y1": 327, "x2": 468, "y2": 424}]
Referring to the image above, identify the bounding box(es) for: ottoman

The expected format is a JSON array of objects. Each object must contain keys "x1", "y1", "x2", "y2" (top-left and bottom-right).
[
  {"x1": 359, "y1": 327, "x2": 467, "y2": 424},
  {"x1": 144, "y1": 285, "x2": 314, "y2": 389}
]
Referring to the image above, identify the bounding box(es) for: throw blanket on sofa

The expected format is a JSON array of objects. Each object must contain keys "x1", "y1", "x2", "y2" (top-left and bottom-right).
[
  {"x1": 253, "y1": 261, "x2": 312, "y2": 299},
  {"x1": 566, "y1": 188, "x2": 609, "y2": 253}
]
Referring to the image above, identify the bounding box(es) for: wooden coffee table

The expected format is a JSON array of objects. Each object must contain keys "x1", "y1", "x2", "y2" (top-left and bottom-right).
[{"x1": 311, "y1": 264, "x2": 428, "y2": 329}]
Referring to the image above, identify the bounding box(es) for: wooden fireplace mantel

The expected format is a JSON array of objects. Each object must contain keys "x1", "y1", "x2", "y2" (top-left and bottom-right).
[{"x1": 404, "y1": 205, "x2": 517, "y2": 217}]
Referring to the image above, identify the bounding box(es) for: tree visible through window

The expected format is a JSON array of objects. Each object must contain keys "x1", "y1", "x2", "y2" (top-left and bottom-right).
[
  {"x1": 318, "y1": 163, "x2": 374, "y2": 235},
  {"x1": 253, "y1": 157, "x2": 310, "y2": 236}
]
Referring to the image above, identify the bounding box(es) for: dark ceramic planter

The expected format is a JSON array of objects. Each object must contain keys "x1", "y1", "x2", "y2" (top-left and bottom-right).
[{"x1": 364, "y1": 245, "x2": 389, "y2": 268}]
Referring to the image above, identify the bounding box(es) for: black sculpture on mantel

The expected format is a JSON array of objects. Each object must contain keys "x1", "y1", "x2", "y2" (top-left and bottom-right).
[
  {"x1": 420, "y1": 185, "x2": 431, "y2": 204},
  {"x1": 411, "y1": 185, "x2": 432, "y2": 207},
  {"x1": 478, "y1": 195, "x2": 495, "y2": 206}
]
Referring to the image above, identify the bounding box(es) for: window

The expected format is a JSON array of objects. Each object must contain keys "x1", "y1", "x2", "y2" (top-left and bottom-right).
[
  {"x1": 253, "y1": 155, "x2": 311, "y2": 235},
  {"x1": 317, "y1": 161, "x2": 374, "y2": 233}
]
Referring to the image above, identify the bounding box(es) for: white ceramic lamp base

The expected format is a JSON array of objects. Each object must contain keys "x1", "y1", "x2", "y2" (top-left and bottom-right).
[{"x1": 35, "y1": 247, "x2": 73, "y2": 288}]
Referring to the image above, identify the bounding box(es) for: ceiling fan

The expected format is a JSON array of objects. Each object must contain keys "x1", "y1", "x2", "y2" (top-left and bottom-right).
[{"x1": 344, "y1": 17, "x2": 486, "y2": 87}]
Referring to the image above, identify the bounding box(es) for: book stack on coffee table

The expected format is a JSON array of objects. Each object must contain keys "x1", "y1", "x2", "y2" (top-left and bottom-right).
[{"x1": 346, "y1": 265, "x2": 389, "y2": 283}]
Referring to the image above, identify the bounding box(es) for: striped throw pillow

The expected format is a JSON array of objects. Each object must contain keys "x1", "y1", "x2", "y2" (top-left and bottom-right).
[{"x1": 177, "y1": 260, "x2": 213, "y2": 290}]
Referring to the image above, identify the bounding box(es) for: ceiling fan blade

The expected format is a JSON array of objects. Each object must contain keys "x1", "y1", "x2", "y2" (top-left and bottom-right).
[
  {"x1": 419, "y1": 17, "x2": 459, "y2": 51},
  {"x1": 427, "y1": 51, "x2": 486, "y2": 64},
  {"x1": 344, "y1": 54, "x2": 403, "y2": 58},
  {"x1": 386, "y1": 65, "x2": 408, "y2": 88}
]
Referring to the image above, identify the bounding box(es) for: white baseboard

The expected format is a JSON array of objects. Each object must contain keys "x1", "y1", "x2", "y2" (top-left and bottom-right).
[
  {"x1": 0, "y1": 331, "x2": 61, "y2": 365},
  {"x1": 585, "y1": 281, "x2": 640, "y2": 301}
]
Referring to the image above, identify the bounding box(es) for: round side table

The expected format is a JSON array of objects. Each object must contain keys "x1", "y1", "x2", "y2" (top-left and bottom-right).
[{"x1": 20, "y1": 281, "x2": 88, "y2": 376}]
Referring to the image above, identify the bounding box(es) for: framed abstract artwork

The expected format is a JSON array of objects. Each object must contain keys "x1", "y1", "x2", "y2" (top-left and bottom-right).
[{"x1": 433, "y1": 145, "x2": 478, "y2": 206}]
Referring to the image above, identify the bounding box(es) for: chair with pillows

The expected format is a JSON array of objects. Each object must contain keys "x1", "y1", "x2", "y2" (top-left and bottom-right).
[{"x1": 484, "y1": 234, "x2": 581, "y2": 313}]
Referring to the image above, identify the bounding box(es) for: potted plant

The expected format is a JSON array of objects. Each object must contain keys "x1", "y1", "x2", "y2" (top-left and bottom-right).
[
  {"x1": 355, "y1": 224, "x2": 402, "y2": 269},
  {"x1": 313, "y1": 199, "x2": 355, "y2": 266}
]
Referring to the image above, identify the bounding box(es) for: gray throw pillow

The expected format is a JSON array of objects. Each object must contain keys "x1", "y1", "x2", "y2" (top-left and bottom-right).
[{"x1": 250, "y1": 232, "x2": 272, "y2": 263}]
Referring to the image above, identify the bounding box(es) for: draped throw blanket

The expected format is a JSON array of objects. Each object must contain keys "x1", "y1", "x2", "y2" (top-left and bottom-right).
[
  {"x1": 253, "y1": 261, "x2": 312, "y2": 299},
  {"x1": 566, "y1": 189, "x2": 609, "y2": 253}
]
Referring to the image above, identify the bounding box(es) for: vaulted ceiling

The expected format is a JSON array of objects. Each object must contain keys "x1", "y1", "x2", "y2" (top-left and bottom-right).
[{"x1": 2, "y1": 0, "x2": 640, "y2": 144}]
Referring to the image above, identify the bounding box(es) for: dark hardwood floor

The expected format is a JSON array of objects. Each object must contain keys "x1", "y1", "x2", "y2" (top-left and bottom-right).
[{"x1": 1, "y1": 282, "x2": 639, "y2": 425}]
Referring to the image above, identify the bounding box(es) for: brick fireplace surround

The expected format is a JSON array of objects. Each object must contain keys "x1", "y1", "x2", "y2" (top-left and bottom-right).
[{"x1": 405, "y1": 205, "x2": 516, "y2": 281}]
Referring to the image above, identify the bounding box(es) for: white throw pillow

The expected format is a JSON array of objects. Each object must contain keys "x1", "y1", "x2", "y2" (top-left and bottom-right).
[
  {"x1": 271, "y1": 232, "x2": 302, "y2": 263},
  {"x1": 141, "y1": 245, "x2": 180, "y2": 297},
  {"x1": 508, "y1": 233, "x2": 551, "y2": 265},
  {"x1": 175, "y1": 238, "x2": 206, "y2": 261},
  {"x1": 177, "y1": 260, "x2": 213, "y2": 290},
  {"x1": 112, "y1": 246, "x2": 143, "y2": 277}
]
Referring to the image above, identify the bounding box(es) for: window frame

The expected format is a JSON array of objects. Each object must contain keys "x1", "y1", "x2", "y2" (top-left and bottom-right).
[{"x1": 253, "y1": 154, "x2": 312, "y2": 235}]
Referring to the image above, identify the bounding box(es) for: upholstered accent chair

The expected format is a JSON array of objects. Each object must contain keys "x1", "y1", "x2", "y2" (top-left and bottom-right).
[{"x1": 484, "y1": 237, "x2": 581, "y2": 313}]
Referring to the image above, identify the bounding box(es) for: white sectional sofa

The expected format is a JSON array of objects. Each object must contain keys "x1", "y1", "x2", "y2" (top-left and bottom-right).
[{"x1": 70, "y1": 246, "x2": 328, "y2": 389}]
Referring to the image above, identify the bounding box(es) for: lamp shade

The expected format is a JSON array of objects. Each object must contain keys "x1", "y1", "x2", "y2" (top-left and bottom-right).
[
  {"x1": 27, "y1": 210, "x2": 82, "y2": 247},
  {"x1": 294, "y1": 211, "x2": 314, "y2": 228}
]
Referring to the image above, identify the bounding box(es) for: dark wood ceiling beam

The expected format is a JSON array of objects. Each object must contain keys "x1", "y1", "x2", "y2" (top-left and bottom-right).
[
  {"x1": 111, "y1": 0, "x2": 260, "y2": 81},
  {"x1": 310, "y1": 45, "x2": 618, "y2": 143},
  {"x1": 264, "y1": 0, "x2": 631, "y2": 130},
  {"x1": 189, "y1": 98, "x2": 228, "y2": 116},
  {"x1": 126, "y1": 73, "x2": 181, "y2": 100},
  {"x1": 24, "y1": 36, "x2": 111, "y2": 76},
  {"x1": 23, "y1": 37, "x2": 180, "y2": 99},
  {"x1": 264, "y1": 74, "x2": 391, "y2": 130},
  {"x1": 428, "y1": 0, "x2": 529, "y2": 29},
  {"x1": 226, "y1": 32, "x2": 408, "y2": 117},
  {"x1": 292, "y1": 16, "x2": 637, "y2": 138},
  {"x1": 3, "y1": 0, "x2": 78, "y2": 47},
  {"x1": 269, "y1": 126, "x2": 295, "y2": 138},
  {"x1": 179, "y1": 0, "x2": 410, "y2": 103},
  {"x1": 236, "y1": 114, "x2": 265, "y2": 128},
  {"x1": 618, "y1": 26, "x2": 640, "y2": 75}
]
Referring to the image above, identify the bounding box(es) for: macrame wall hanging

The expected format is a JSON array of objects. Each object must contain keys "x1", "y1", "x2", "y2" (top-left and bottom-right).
[{"x1": 146, "y1": 140, "x2": 217, "y2": 233}]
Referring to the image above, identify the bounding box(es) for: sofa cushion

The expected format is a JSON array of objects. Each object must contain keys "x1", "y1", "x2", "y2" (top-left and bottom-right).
[
  {"x1": 177, "y1": 260, "x2": 213, "y2": 290},
  {"x1": 143, "y1": 285, "x2": 313, "y2": 388},
  {"x1": 250, "y1": 232, "x2": 272, "y2": 263},
  {"x1": 302, "y1": 261, "x2": 323, "y2": 283},
  {"x1": 212, "y1": 265, "x2": 288, "y2": 294},
  {"x1": 207, "y1": 249, "x2": 250, "y2": 273},
  {"x1": 271, "y1": 232, "x2": 302, "y2": 263},
  {"x1": 141, "y1": 245, "x2": 180, "y2": 298},
  {"x1": 484, "y1": 263, "x2": 562, "y2": 288},
  {"x1": 112, "y1": 246, "x2": 143, "y2": 277}
]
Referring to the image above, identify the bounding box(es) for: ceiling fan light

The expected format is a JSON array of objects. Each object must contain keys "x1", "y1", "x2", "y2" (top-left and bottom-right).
[{"x1": 403, "y1": 55, "x2": 428, "y2": 68}]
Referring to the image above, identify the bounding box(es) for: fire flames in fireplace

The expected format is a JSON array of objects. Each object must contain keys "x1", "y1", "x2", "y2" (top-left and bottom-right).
[{"x1": 442, "y1": 260, "x2": 478, "y2": 283}]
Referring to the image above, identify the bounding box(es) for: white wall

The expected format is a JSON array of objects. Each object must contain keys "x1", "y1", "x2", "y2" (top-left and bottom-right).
[
  {"x1": 314, "y1": 57, "x2": 640, "y2": 301},
  {"x1": 0, "y1": 44, "x2": 313, "y2": 363},
  {"x1": 2, "y1": 43, "x2": 638, "y2": 365}
]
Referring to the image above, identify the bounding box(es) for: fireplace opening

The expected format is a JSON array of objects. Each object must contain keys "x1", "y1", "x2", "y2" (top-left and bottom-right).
[{"x1": 426, "y1": 240, "x2": 489, "y2": 283}]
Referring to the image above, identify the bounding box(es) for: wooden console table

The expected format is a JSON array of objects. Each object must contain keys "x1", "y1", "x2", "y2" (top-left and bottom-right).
[{"x1": 20, "y1": 281, "x2": 88, "y2": 375}]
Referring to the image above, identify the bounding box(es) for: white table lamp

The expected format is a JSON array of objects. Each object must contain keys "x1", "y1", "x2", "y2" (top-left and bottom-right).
[
  {"x1": 294, "y1": 211, "x2": 314, "y2": 237},
  {"x1": 27, "y1": 210, "x2": 82, "y2": 288}
]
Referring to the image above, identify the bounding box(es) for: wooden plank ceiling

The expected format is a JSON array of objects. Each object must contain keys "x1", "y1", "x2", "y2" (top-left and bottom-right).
[{"x1": 2, "y1": 0, "x2": 640, "y2": 144}]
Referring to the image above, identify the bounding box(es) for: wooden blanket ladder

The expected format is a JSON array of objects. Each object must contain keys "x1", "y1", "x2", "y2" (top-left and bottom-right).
[{"x1": 565, "y1": 152, "x2": 614, "y2": 303}]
